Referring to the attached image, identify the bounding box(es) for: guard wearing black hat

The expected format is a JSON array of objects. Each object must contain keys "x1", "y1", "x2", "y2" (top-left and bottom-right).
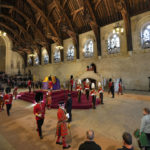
[
  {"x1": 4, "y1": 87, "x2": 13, "y2": 116},
  {"x1": 33, "y1": 92, "x2": 46, "y2": 139},
  {"x1": 65, "y1": 93, "x2": 72, "y2": 122}
]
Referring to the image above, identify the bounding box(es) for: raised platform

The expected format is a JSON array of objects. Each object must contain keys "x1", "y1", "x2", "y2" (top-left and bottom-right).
[{"x1": 18, "y1": 90, "x2": 101, "y2": 109}]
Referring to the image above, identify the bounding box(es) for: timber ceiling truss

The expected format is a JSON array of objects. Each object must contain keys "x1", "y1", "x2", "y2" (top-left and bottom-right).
[{"x1": 0, "y1": 0, "x2": 149, "y2": 64}]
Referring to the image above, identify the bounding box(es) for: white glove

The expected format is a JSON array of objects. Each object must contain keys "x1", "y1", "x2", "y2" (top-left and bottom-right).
[
  {"x1": 66, "y1": 113, "x2": 69, "y2": 119},
  {"x1": 37, "y1": 114, "x2": 42, "y2": 117}
]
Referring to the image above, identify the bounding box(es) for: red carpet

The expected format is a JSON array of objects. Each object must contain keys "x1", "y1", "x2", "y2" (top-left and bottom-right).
[{"x1": 18, "y1": 90, "x2": 101, "y2": 109}]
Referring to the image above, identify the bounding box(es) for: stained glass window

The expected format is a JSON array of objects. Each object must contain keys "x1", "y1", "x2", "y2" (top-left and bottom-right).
[
  {"x1": 141, "y1": 24, "x2": 150, "y2": 49},
  {"x1": 34, "y1": 54, "x2": 39, "y2": 65},
  {"x1": 44, "y1": 54, "x2": 49, "y2": 64},
  {"x1": 54, "y1": 50, "x2": 61, "y2": 63},
  {"x1": 107, "y1": 34, "x2": 120, "y2": 54},
  {"x1": 67, "y1": 45, "x2": 74, "y2": 60},
  {"x1": 28, "y1": 57, "x2": 32, "y2": 65},
  {"x1": 83, "y1": 40, "x2": 94, "y2": 58}
]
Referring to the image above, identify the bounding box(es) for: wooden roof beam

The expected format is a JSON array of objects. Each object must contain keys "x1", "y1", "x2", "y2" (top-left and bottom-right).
[
  {"x1": 115, "y1": 0, "x2": 133, "y2": 51},
  {"x1": 27, "y1": 0, "x2": 62, "y2": 45},
  {"x1": 63, "y1": 0, "x2": 68, "y2": 8},
  {"x1": 47, "y1": 1, "x2": 56, "y2": 16},
  {"x1": 71, "y1": 7, "x2": 84, "y2": 21},
  {"x1": 95, "y1": 0, "x2": 102, "y2": 10},
  {"x1": 0, "y1": 23, "x2": 26, "y2": 44},
  {"x1": 0, "y1": 14, "x2": 34, "y2": 44},
  {"x1": 54, "y1": 0, "x2": 79, "y2": 47},
  {"x1": 83, "y1": 0, "x2": 101, "y2": 56}
]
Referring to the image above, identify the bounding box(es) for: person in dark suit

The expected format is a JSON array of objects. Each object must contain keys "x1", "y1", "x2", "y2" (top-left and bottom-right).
[
  {"x1": 78, "y1": 130, "x2": 101, "y2": 150},
  {"x1": 110, "y1": 82, "x2": 115, "y2": 98},
  {"x1": 65, "y1": 93, "x2": 72, "y2": 122}
]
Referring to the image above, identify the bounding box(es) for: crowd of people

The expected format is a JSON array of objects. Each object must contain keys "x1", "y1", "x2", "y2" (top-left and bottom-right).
[{"x1": 0, "y1": 72, "x2": 42, "y2": 89}]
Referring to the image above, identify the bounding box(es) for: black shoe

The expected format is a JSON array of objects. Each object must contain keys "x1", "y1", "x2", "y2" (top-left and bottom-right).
[
  {"x1": 40, "y1": 136, "x2": 43, "y2": 139},
  {"x1": 101, "y1": 103, "x2": 104, "y2": 105},
  {"x1": 63, "y1": 145, "x2": 71, "y2": 149},
  {"x1": 56, "y1": 142, "x2": 62, "y2": 145}
]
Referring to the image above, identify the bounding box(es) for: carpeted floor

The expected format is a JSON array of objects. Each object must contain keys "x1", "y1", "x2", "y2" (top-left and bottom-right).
[{"x1": 18, "y1": 90, "x2": 101, "y2": 109}]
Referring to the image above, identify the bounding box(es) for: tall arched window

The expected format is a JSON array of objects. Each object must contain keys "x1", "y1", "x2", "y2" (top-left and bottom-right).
[
  {"x1": 33, "y1": 52, "x2": 39, "y2": 65},
  {"x1": 107, "y1": 34, "x2": 120, "y2": 54},
  {"x1": 54, "y1": 50, "x2": 61, "y2": 63},
  {"x1": 67, "y1": 45, "x2": 74, "y2": 60},
  {"x1": 83, "y1": 40, "x2": 94, "y2": 58},
  {"x1": 42, "y1": 48, "x2": 49, "y2": 64},
  {"x1": 141, "y1": 24, "x2": 150, "y2": 49},
  {"x1": 28, "y1": 57, "x2": 32, "y2": 65}
]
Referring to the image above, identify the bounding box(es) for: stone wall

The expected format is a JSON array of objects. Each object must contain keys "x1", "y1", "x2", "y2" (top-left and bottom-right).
[
  {"x1": 25, "y1": 11, "x2": 150, "y2": 91},
  {"x1": 0, "y1": 35, "x2": 24, "y2": 75},
  {"x1": 0, "y1": 37, "x2": 6, "y2": 72}
]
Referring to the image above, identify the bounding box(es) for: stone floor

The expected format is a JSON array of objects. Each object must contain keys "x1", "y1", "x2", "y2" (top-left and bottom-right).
[{"x1": 0, "y1": 89, "x2": 150, "y2": 150}]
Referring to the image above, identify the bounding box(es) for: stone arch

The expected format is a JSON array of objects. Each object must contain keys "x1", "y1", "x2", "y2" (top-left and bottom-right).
[
  {"x1": 133, "y1": 12, "x2": 150, "y2": 50},
  {"x1": 0, "y1": 33, "x2": 24, "y2": 74}
]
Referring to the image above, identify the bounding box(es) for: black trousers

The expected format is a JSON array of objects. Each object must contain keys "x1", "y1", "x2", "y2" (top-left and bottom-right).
[
  {"x1": 146, "y1": 133, "x2": 150, "y2": 150},
  {"x1": 28, "y1": 86, "x2": 31, "y2": 93},
  {"x1": 37, "y1": 119, "x2": 44, "y2": 137},
  {"x1": 100, "y1": 93, "x2": 104, "y2": 104},
  {"x1": 70, "y1": 85, "x2": 73, "y2": 91},
  {"x1": 6, "y1": 104, "x2": 12, "y2": 116},
  {"x1": 86, "y1": 89, "x2": 89, "y2": 100},
  {"x1": 111, "y1": 89, "x2": 114, "y2": 98},
  {"x1": 78, "y1": 90, "x2": 81, "y2": 103},
  {"x1": 92, "y1": 95, "x2": 96, "y2": 109}
]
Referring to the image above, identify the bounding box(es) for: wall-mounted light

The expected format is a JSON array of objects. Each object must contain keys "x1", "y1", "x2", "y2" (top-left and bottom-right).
[
  {"x1": 56, "y1": 45, "x2": 63, "y2": 50},
  {"x1": 0, "y1": 30, "x2": 7, "y2": 37},
  {"x1": 28, "y1": 53, "x2": 36, "y2": 57}
]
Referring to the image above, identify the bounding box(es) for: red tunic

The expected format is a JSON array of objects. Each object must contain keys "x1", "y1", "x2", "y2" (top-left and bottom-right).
[
  {"x1": 118, "y1": 83, "x2": 122, "y2": 93},
  {"x1": 76, "y1": 85, "x2": 82, "y2": 91},
  {"x1": 56, "y1": 108, "x2": 68, "y2": 137},
  {"x1": 84, "y1": 83, "x2": 90, "y2": 90},
  {"x1": 34, "y1": 102, "x2": 45, "y2": 120},
  {"x1": 98, "y1": 87, "x2": 104, "y2": 93},
  {"x1": 13, "y1": 87, "x2": 18, "y2": 95},
  {"x1": 28, "y1": 80, "x2": 31, "y2": 87},
  {"x1": 46, "y1": 91, "x2": 52, "y2": 105},
  {"x1": 109, "y1": 82, "x2": 112, "y2": 88},
  {"x1": 70, "y1": 79, "x2": 73, "y2": 86},
  {"x1": 48, "y1": 81, "x2": 53, "y2": 89},
  {"x1": 4, "y1": 94, "x2": 13, "y2": 105},
  {"x1": 90, "y1": 90, "x2": 96, "y2": 96}
]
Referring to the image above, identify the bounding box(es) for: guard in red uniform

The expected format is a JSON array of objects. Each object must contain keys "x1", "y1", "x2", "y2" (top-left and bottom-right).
[
  {"x1": 46, "y1": 90, "x2": 52, "y2": 110},
  {"x1": 118, "y1": 78, "x2": 123, "y2": 95},
  {"x1": 76, "y1": 79, "x2": 82, "y2": 103},
  {"x1": 56, "y1": 101, "x2": 71, "y2": 149},
  {"x1": 90, "y1": 83, "x2": 97, "y2": 109},
  {"x1": 33, "y1": 92, "x2": 46, "y2": 139},
  {"x1": 98, "y1": 82, "x2": 104, "y2": 104},
  {"x1": 28, "y1": 79, "x2": 31, "y2": 93},
  {"x1": 4, "y1": 87, "x2": 13, "y2": 116},
  {"x1": 13, "y1": 86, "x2": 18, "y2": 100},
  {"x1": 70, "y1": 75, "x2": 74, "y2": 92},
  {"x1": 84, "y1": 79, "x2": 90, "y2": 101},
  {"x1": 48, "y1": 76, "x2": 53, "y2": 90},
  {"x1": 108, "y1": 78, "x2": 112, "y2": 94}
]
